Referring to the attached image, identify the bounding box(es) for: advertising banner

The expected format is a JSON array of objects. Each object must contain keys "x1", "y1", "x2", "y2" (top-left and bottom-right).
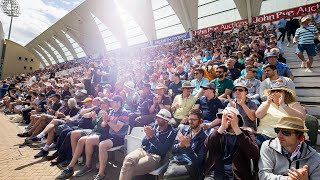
[
  {"x1": 192, "y1": 19, "x2": 248, "y2": 36},
  {"x1": 192, "y1": 2, "x2": 320, "y2": 36},
  {"x1": 252, "y1": 2, "x2": 320, "y2": 24},
  {"x1": 153, "y1": 32, "x2": 190, "y2": 45}
]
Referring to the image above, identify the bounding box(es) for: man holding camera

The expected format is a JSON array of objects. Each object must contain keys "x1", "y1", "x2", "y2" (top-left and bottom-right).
[{"x1": 204, "y1": 107, "x2": 259, "y2": 180}]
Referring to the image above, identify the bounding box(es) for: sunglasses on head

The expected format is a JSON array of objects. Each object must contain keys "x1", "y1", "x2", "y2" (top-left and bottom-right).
[
  {"x1": 234, "y1": 88, "x2": 244, "y2": 92},
  {"x1": 274, "y1": 128, "x2": 295, "y2": 136}
]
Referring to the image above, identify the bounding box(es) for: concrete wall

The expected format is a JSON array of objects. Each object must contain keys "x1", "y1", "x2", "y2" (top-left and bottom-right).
[{"x1": 1, "y1": 40, "x2": 41, "y2": 79}]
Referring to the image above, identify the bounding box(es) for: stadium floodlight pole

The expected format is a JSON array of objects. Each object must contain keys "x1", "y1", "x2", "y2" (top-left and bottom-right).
[{"x1": 1, "y1": 0, "x2": 20, "y2": 40}]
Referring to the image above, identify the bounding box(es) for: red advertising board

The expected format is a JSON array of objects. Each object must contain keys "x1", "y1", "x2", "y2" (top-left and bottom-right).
[
  {"x1": 192, "y1": 2, "x2": 320, "y2": 36},
  {"x1": 252, "y1": 2, "x2": 320, "y2": 24},
  {"x1": 192, "y1": 19, "x2": 248, "y2": 36}
]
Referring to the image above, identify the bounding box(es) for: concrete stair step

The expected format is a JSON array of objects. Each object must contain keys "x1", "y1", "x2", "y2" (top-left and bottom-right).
[
  {"x1": 294, "y1": 77, "x2": 320, "y2": 83},
  {"x1": 295, "y1": 82, "x2": 320, "y2": 88},
  {"x1": 296, "y1": 89, "x2": 320, "y2": 97},
  {"x1": 303, "y1": 105, "x2": 320, "y2": 116},
  {"x1": 296, "y1": 96, "x2": 320, "y2": 103}
]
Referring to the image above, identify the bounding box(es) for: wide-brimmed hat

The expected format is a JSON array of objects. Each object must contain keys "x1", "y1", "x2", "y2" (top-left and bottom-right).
[
  {"x1": 216, "y1": 107, "x2": 244, "y2": 127},
  {"x1": 179, "y1": 81, "x2": 195, "y2": 90},
  {"x1": 263, "y1": 86, "x2": 296, "y2": 98},
  {"x1": 154, "y1": 83, "x2": 167, "y2": 90},
  {"x1": 156, "y1": 109, "x2": 172, "y2": 121},
  {"x1": 301, "y1": 16, "x2": 311, "y2": 23},
  {"x1": 233, "y1": 83, "x2": 248, "y2": 92},
  {"x1": 124, "y1": 81, "x2": 135, "y2": 90},
  {"x1": 271, "y1": 116, "x2": 309, "y2": 133}
]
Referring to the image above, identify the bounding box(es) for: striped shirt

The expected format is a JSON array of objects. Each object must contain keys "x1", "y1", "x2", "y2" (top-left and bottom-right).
[{"x1": 295, "y1": 25, "x2": 318, "y2": 45}]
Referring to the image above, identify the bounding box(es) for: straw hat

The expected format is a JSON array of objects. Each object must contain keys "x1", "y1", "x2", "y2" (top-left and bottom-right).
[
  {"x1": 178, "y1": 81, "x2": 195, "y2": 90},
  {"x1": 271, "y1": 116, "x2": 309, "y2": 133},
  {"x1": 263, "y1": 87, "x2": 296, "y2": 98}
]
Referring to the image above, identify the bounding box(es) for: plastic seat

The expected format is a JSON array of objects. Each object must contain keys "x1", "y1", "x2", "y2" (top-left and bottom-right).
[{"x1": 125, "y1": 127, "x2": 144, "y2": 154}]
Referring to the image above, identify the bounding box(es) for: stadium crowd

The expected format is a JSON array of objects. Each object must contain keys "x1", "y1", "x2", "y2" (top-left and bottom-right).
[{"x1": 0, "y1": 12, "x2": 320, "y2": 180}]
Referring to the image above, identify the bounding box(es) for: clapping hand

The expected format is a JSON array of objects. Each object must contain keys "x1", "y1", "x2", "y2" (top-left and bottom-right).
[
  {"x1": 144, "y1": 125, "x2": 154, "y2": 139},
  {"x1": 237, "y1": 94, "x2": 246, "y2": 106},
  {"x1": 177, "y1": 131, "x2": 191, "y2": 147},
  {"x1": 288, "y1": 165, "x2": 308, "y2": 180},
  {"x1": 227, "y1": 95, "x2": 235, "y2": 107}
]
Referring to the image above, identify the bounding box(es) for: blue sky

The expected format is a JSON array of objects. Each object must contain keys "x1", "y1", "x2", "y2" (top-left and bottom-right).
[{"x1": 0, "y1": 0, "x2": 85, "y2": 46}]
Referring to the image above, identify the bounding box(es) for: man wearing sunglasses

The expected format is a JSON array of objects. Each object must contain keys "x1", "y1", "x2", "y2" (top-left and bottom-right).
[
  {"x1": 210, "y1": 65, "x2": 234, "y2": 101},
  {"x1": 164, "y1": 109, "x2": 207, "y2": 180},
  {"x1": 259, "y1": 116, "x2": 320, "y2": 179},
  {"x1": 234, "y1": 65, "x2": 261, "y2": 106}
]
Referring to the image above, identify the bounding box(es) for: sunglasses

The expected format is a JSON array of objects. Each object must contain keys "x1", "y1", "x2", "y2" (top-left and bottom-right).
[
  {"x1": 194, "y1": 73, "x2": 199, "y2": 75},
  {"x1": 234, "y1": 89, "x2": 245, "y2": 92},
  {"x1": 274, "y1": 128, "x2": 295, "y2": 136},
  {"x1": 250, "y1": 70, "x2": 258, "y2": 73},
  {"x1": 202, "y1": 87, "x2": 212, "y2": 90},
  {"x1": 184, "y1": 87, "x2": 193, "y2": 90},
  {"x1": 271, "y1": 90, "x2": 283, "y2": 93},
  {"x1": 216, "y1": 71, "x2": 223, "y2": 73}
]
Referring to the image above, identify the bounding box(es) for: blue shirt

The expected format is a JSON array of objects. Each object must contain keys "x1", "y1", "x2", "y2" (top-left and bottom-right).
[
  {"x1": 295, "y1": 25, "x2": 318, "y2": 45},
  {"x1": 276, "y1": 62, "x2": 293, "y2": 78},
  {"x1": 142, "y1": 124, "x2": 176, "y2": 159},
  {"x1": 202, "y1": 56, "x2": 212, "y2": 63},
  {"x1": 191, "y1": 77, "x2": 209, "y2": 96},
  {"x1": 195, "y1": 96, "x2": 225, "y2": 121},
  {"x1": 277, "y1": 19, "x2": 287, "y2": 29},
  {"x1": 108, "y1": 108, "x2": 129, "y2": 138}
]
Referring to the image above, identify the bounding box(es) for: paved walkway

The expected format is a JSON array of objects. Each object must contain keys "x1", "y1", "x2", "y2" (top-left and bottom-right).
[{"x1": 0, "y1": 113, "x2": 121, "y2": 180}]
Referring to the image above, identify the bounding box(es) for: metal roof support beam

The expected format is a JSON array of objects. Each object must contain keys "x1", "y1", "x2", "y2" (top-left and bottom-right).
[
  {"x1": 38, "y1": 40, "x2": 59, "y2": 64},
  {"x1": 167, "y1": 0, "x2": 198, "y2": 31},
  {"x1": 53, "y1": 31, "x2": 78, "y2": 59},
  {"x1": 117, "y1": 0, "x2": 156, "y2": 41},
  {"x1": 233, "y1": 0, "x2": 262, "y2": 20},
  {"x1": 46, "y1": 37, "x2": 68, "y2": 62},
  {"x1": 87, "y1": 0, "x2": 127, "y2": 48},
  {"x1": 33, "y1": 46, "x2": 52, "y2": 66}
]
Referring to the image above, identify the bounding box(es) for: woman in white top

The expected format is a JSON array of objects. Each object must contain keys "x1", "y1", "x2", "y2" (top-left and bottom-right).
[{"x1": 255, "y1": 86, "x2": 306, "y2": 147}]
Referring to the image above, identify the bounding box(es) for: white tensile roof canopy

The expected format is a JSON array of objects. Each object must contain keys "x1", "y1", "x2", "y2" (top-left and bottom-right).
[{"x1": 25, "y1": 0, "x2": 262, "y2": 67}]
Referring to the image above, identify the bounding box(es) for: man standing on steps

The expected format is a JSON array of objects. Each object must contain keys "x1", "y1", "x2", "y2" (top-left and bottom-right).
[{"x1": 293, "y1": 16, "x2": 319, "y2": 73}]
